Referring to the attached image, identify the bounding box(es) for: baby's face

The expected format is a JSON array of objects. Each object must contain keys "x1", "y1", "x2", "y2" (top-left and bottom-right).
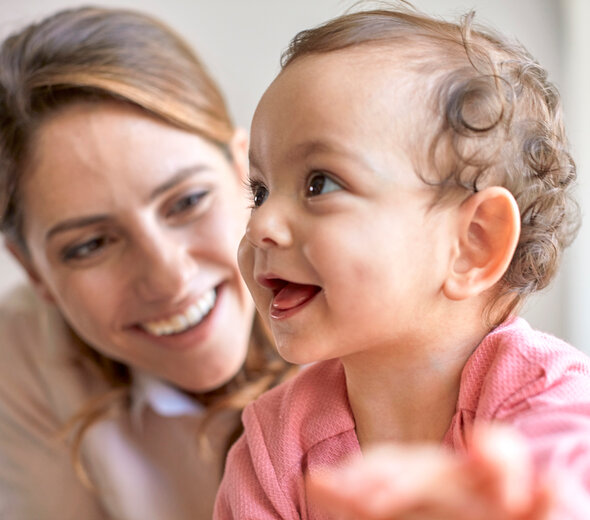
[{"x1": 240, "y1": 49, "x2": 460, "y2": 365}]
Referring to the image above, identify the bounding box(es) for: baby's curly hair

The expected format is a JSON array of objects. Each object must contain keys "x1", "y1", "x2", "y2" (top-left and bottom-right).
[{"x1": 281, "y1": 4, "x2": 580, "y2": 323}]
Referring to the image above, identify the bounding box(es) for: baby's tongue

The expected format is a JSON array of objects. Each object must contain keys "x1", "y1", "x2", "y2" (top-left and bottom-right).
[{"x1": 272, "y1": 282, "x2": 319, "y2": 311}]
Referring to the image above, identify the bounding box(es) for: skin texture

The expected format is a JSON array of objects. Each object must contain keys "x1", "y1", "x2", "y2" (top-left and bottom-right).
[
  {"x1": 15, "y1": 101, "x2": 254, "y2": 392},
  {"x1": 239, "y1": 48, "x2": 538, "y2": 519},
  {"x1": 241, "y1": 50, "x2": 462, "y2": 367},
  {"x1": 240, "y1": 49, "x2": 501, "y2": 444}
]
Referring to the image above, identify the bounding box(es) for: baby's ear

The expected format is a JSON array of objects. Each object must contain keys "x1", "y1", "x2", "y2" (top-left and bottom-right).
[
  {"x1": 443, "y1": 187, "x2": 520, "y2": 301},
  {"x1": 5, "y1": 240, "x2": 56, "y2": 304}
]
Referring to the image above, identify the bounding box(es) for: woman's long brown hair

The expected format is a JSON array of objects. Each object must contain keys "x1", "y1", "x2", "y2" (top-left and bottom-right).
[{"x1": 0, "y1": 6, "x2": 296, "y2": 486}]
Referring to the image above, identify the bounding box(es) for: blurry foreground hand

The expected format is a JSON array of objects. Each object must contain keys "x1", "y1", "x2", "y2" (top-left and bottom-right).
[{"x1": 307, "y1": 425, "x2": 552, "y2": 520}]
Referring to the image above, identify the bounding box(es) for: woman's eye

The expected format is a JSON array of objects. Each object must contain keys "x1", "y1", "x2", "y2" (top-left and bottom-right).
[
  {"x1": 249, "y1": 180, "x2": 268, "y2": 208},
  {"x1": 62, "y1": 236, "x2": 109, "y2": 261},
  {"x1": 167, "y1": 191, "x2": 208, "y2": 217},
  {"x1": 306, "y1": 172, "x2": 342, "y2": 197}
]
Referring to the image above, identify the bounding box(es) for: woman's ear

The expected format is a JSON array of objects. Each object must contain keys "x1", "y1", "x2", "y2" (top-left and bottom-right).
[
  {"x1": 5, "y1": 239, "x2": 56, "y2": 304},
  {"x1": 443, "y1": 187, "x2": 520, "y2": 301},
  {"x1": 229, "y1": 128, "x2": 249, "y2": 182}
]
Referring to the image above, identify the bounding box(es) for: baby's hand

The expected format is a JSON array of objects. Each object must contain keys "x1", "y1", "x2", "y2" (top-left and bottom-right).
[{"x1": 306, "y1": 426, "x2": 552, "y2": 520}]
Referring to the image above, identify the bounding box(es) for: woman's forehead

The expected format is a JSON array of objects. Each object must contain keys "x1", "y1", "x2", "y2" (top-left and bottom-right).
[{"x1": 21, "y1": 102, "x2": 233, "y2": 232}]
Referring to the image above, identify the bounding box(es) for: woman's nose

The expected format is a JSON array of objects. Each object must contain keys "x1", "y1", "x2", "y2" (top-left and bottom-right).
[
  {"x1": 134, "y1": 232, "x2": 197, "y2": 303},
  {"x1": 244, "y1": 197, "x2": 293, "y2": 249}
]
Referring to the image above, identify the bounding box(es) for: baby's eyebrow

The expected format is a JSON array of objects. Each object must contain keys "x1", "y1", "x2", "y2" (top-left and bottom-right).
[
  {"x1": 248, "y1": 149, "x2": 262, "y2": 173},
  {"x1": 291, "y1": 140, "x2": 335, "y2": 158},
  {"x1": 289, "y1": 139, "x2": 367, "y2": 164},
  {"x1": 249, "y1": 138, "x2": 371, "y2": 174},
  {"x1": 249, "y1": 139, "x2": 339, "y2": 170}
]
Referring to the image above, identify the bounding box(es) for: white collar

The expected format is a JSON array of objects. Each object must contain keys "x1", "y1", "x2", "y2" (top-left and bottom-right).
[{"x1": 130, "y1": 370, "x2": 204, "y2": 427}]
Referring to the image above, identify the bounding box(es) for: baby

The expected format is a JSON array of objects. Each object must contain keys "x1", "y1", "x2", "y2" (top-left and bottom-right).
[{"x1": 215, "y1": 6, "x2": 590, "y2": 519}]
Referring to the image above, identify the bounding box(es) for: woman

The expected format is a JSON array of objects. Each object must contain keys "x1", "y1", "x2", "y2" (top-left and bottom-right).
[{"x1": 0, "y1": 6, "x2": 292, "y2": 519}]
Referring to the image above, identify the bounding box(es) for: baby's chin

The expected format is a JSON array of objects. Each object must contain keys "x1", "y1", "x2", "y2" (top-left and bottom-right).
[{"x1": 274, "y1": 342, "x2": 327, "y2": 367}]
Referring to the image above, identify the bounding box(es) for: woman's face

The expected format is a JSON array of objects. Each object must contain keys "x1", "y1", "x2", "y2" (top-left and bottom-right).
[{"x1": 16, "y1": 101, "x2": 254, "y2": 392}]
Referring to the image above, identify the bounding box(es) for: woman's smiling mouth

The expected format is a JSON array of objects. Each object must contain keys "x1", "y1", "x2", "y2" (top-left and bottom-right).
[{"x1": 141, "y1": 288, "x2": 217, "y2": 336}]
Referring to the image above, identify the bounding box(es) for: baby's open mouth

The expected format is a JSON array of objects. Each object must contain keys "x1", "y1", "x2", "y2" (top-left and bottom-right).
[{"x1": 269, "y1": 279, "x2": 321, "y2": 312}]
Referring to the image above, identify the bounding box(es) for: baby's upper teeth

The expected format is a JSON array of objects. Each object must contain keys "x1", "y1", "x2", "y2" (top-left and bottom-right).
[{"x1": 142, "y1": 288, "x2": 217, "y2": 336}]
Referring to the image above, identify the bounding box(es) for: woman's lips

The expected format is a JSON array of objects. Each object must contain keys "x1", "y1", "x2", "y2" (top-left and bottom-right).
[
  {"x1": 140, "y1": 287, "x2": 217, "y2": 336},
  {"x1": 129, "y1": 284, "x2": 226, "y2": 351}
]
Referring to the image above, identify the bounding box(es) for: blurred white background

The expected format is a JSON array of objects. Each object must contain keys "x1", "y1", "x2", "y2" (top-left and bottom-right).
[{"x1": 0, "y1": 0, "x2": 587, "y2": 351}]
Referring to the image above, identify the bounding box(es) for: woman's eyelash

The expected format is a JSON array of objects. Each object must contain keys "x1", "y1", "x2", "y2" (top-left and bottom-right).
[
  {"x1": 61, "y1": 236, "x2": 109, "y2": 261},
  {"x1": 167, "y1": 191, "x2": 208, "y2": 216}
]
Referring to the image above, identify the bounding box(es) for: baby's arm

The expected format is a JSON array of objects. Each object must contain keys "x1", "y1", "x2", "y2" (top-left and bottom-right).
[{"x1": 307, "y1": 425, "x2": 552, "y2": 520}]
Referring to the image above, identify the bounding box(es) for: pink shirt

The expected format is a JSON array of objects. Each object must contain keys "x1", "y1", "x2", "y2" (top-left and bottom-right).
[{"x1": 215, "y1": 318, "x2": 590, "y2": 519}]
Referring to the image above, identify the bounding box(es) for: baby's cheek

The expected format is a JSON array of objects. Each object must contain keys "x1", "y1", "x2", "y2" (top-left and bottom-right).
[
  {"x1": 237, "y1": 236, "x2": 253, "y2": 279},
  {"x1": 309, "y1": 233, "x2": 376, "y2": 279}
]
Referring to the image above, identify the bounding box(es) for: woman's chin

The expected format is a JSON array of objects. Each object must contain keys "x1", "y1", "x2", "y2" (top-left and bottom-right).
[{"x1": 172, "y1": 354, "x2": 247, "y2": 394}]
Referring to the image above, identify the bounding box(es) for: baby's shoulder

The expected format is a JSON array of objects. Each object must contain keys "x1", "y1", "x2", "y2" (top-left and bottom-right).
[
  {"x1": 246, "y1": 359, "x2": 351, "y2": 433},
  {"x1": 486, "y1": 317, "x2": 590, "y2": 379},
  {"x1": 236, "y1": 359, "x2": 357, "y2": 507},
  {"x1": 243, "y1": 358, "x2": 355, "y2": 459},
  {"x1": 463, "y1": 317, "x2": 590, "y2": 418}
]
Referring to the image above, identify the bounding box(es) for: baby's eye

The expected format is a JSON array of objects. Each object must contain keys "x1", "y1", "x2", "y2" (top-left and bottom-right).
[
  {"x1": 167, "y1": 191, "x2": 208, "y2": 217},
  {"x1": 249, "y1": 180, "x2": 269, "y2": 208},
  {"x1": 306, "y1": 172, "x2": 343, "y2": 197}
]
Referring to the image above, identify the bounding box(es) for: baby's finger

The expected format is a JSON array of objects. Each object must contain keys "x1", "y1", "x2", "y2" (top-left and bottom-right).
[
  {"x1": 468, "y1": 425, "x2": 535, "y2": 514},
  {"x1": 306, "y1": 445, "x2": 463, "y2": 519}
]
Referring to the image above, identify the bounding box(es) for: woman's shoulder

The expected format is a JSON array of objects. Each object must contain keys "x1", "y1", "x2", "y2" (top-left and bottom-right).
[
  {"x1": 0, "y1": 283, "x2": 80, "y2": 365},
  {"x1": 0, "y1": 283, "x2": 111, "y2": 422},
  {"x1": 0, "y1": 282, "x2": 40, "y2": 315},
  {"x1": 0, "y1": 287, "x2": 107, "y2": 519},
  {"x1": 0, "y1": 284, "x2": 49, "y2": 359}
]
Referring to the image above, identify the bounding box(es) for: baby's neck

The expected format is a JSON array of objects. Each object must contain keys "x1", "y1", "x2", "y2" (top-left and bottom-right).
[
  {"x1": 342, "y1": 330, "x2": 484, "y2": 447},
  {"x1": 346, "y1": 362, "x2": 461, "y2": 446}
]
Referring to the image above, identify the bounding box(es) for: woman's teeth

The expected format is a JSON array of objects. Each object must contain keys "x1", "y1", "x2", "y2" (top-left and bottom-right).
[{"x1": 141, "y1": 289, "x2": 217, "y2": 336}]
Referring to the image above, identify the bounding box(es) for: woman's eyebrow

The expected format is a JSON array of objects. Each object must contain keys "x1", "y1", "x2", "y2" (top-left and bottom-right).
[
  {"x1": 45, "y1": 165, "x2": 211, "y2": 242},
  {"x1": 46, "y1": 215, "x2": 110, "y2": 241},
  {"x1": 148, "y1": 164, "x2": 209, "y2": 201}
]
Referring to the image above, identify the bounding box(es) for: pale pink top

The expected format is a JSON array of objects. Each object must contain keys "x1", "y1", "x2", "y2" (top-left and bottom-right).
[
  {"x1": 215, "y1": 317, "x2": 590, "y2": 519},
  {"x1": 0, "y1": 285, "x2": 239, "y2": 520}
]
